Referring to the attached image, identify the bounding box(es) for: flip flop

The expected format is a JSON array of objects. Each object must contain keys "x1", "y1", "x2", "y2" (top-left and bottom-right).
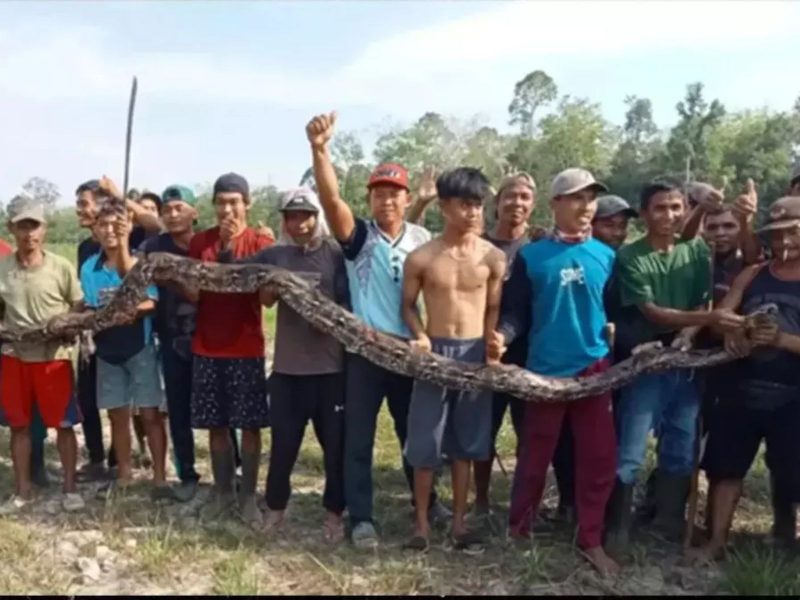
[
  {"x1": 452, "y1": 531, "x2": 485, "y2": 556},
  {"x1": 402, "y1": 535, "x2": 430, "y2": 553}
]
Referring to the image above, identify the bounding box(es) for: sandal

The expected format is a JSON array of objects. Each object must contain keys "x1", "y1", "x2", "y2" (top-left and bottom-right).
[
  {"x1": 402, "y1": 535, "x2": 430, "y2": 553},
  {"x1": 452, "y1": 531, "x2": 485, "y2": 556}
]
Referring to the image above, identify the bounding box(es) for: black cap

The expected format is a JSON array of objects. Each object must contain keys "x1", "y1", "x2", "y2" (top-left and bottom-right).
[
  {"x1": 139, "y1": 190, "x2": 162, "y2": 210},
  {"x1": 213, "y1": 172, "x2": 249, "y2": 198},
  {"x1": 595, "y1": 195, "x2": 638, "y2": 220}
]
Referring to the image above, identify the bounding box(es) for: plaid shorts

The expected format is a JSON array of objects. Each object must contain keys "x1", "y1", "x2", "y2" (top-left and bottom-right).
[{"x1": 190, "y1": 355, "x2": 269, "y2": 430}]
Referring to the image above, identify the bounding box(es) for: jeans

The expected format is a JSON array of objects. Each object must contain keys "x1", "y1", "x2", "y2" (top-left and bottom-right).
[
  {"x1": 161, "y1": 336, "x2": 199, "y2": 483},
  {"x1": 343, "y1": 353, "x2": 438, "y2": 527},
  {"x1": 616, "y1": 369, "x2": 700, "y2": 485}
]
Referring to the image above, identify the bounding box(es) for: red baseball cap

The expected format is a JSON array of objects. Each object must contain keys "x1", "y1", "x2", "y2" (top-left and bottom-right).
[{"x1": 367, "y1": 163, "x2": 409, "y2": 191}]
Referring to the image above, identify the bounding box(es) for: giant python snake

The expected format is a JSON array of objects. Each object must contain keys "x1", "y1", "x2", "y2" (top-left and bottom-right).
[{"x1": 0, "y1": 253, "x2": 776, "y2": 401}]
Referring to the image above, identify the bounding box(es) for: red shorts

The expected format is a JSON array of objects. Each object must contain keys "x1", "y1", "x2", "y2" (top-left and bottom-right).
[{"x1": 0, "y1": 356, "x2": 81, "y2": 429}]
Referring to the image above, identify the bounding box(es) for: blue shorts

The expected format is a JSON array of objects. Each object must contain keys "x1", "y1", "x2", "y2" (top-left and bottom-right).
[
  {"x1": 405, "y1": 338, "x2": 492, "y2": 468},
  {"x1": 97, "y1": 345, "x2": 163, "y2": 411}
]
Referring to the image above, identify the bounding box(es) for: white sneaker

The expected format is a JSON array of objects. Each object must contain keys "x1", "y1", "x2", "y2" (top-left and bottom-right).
[
  {"x1": 62, "y1": 492, "x2": 85, "y2": 512},
  {"x1": 0, "y1": 495, "x2": 32, "y2": 516}
]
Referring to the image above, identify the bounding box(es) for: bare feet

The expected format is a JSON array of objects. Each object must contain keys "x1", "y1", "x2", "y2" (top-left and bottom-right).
[
  {"x1": 263, "y1": 509, "x2": 285, "y2": 534},
  {"x1": 684, "y1": 542, "x2": 725, "y2": 565},
  {"x1": 323, "y1": 512, "x2": 345, "y2": 544},
  {"x1": 583, "y1": 546, "x2": 621, "y2": 577}
]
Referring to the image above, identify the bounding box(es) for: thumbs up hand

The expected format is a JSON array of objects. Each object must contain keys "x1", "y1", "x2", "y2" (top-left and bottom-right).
[
  {"x1": 732, "y1": 178, "x2": 758, "y2": 223},
  {"x1": 306, "y1": 112, "x2": 337, "y2": 150}
]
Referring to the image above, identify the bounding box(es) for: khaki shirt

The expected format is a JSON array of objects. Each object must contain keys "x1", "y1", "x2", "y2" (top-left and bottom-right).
[{"x1": 0, "y1": 251, "x2": 83, "y2": 362}]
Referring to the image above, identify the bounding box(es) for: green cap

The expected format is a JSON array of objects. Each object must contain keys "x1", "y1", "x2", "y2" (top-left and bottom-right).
[{"x1": 161, "y1": 184, "x2": 196, "y2": 206}]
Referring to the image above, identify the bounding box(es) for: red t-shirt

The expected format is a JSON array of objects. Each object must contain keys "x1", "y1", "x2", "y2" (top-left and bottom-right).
[
  {"x1": 189, "y1": 227, "x2": 273, "y2": 358},
  {"x1": 0, "y1": 239, "x2": 13, "y2": 258}
]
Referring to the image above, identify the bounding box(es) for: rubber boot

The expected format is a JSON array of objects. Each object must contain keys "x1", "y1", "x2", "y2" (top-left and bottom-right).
[
  {"x1": 635, "y1": 468, "x2": 658, "y2": 525},
  {"x1": 200, "y1": 448, "x2": 236, "y2": 522},
  {"x1": 770, "y1": 472, "x2": 797, "y2": 550},
  {"x1": 238, "y1": 450, "x2": 263, "y2": 530},
  {"x1": 651, "y1": 472, "x2": 691, "y2": 541},
  {"x1": 605, "y1": 478, "x2": 634, "y2": 556}
]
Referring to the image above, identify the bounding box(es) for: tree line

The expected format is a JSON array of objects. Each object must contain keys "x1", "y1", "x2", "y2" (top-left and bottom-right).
[{"x1": 9, "y1": 70, "x2": 800, "y2": 243}]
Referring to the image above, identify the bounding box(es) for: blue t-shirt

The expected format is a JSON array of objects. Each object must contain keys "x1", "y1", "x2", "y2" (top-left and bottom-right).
[
  {"x1": 80, "y1": 252, "x2": 158, "y2": 364},
  {"x1": 500, "y1": 238, "x2": 615, "y2": 377},
  {"x1": 340, "y1": 218, "x2": 430, "y2": 339}
]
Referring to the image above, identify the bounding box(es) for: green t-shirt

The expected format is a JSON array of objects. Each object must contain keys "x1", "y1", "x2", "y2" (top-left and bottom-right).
[
  {"x1": 616, "y1": 236, "x2": 711, "y2": 344},
  {"x1": 0, "y1": 251, "x2": 83, "y2": 362}
]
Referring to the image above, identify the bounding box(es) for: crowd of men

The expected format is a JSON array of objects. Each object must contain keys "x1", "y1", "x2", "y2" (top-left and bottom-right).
[{"x1": 1, "y1": 110, "x2": 799, "y2": 576}]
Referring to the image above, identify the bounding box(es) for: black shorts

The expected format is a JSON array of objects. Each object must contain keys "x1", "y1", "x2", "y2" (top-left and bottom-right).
[
  {"x1": 702, "y1": 398, "x2": 800, "y2": 494},
  {"x1": 190, "y1": 355, "x2": 269, "y2": 430}
]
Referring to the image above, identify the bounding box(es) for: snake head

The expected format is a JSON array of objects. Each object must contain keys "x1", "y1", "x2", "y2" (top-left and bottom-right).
[{"x1": 744, "y1": 303, "x2": 779, "y2": 332}]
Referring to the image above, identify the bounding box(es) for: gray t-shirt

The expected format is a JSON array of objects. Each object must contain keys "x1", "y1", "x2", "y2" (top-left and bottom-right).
[{"x1": 249, "y1": 238, "x2": 349, "y2": 375}]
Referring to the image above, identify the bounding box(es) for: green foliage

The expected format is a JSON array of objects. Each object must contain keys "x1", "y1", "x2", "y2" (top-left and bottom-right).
[
  {"x1": 15, "y1": 72, "x2": 799, "y2": 241},
  {"x1": 508, "y1": 70, "x2": 558, "y2": 137},
  {"x1": 22, "y1": 176, "x2": 61, "y2": 215},
  {"x1": 721, "y1": 544, "x2": 800, "y2": 595},
  {"x1": 663, "y1": 82, "x2": 726, "y2": 182}
]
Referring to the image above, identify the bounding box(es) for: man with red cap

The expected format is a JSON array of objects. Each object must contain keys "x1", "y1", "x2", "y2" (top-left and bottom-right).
[{"x1": 306, "y1": 112, "x2": 450, "y2": 549}]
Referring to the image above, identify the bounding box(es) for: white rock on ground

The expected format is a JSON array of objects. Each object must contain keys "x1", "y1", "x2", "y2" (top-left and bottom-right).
[
  {"x1": 56, "y1": 540, "x2": 80, "y2": 563},
  {"x1": 95, "y1": 545, "x2": 117, "y2": 563},
  {"x1": 76, "y1": 557, "x2": 101, "y2": 582}
]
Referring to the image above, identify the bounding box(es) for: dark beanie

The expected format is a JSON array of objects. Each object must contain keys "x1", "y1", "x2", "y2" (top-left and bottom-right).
[{"x1": 213, "y1": 172, "x2": 249, "y2": 198}]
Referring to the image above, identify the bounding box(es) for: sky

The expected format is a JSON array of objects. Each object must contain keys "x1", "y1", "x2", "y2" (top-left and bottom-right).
[{"x1": 1, "y1": 0, "x2": 799, "y2": 205}]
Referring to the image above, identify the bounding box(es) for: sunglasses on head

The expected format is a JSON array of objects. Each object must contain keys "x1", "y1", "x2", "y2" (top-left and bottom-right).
[{"x1": 391, "y1": 254, "x2": 401, "y2": 283}]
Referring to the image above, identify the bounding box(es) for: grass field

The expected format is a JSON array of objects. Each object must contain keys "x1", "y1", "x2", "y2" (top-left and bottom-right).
[{"x1": 0, "y1": 245, "x2": 796, "y2": 595}]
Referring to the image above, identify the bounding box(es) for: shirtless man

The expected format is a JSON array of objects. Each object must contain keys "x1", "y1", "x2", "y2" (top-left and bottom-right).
[{"x1": 402, "y1": 167, "x2": 506, "y2": 553}]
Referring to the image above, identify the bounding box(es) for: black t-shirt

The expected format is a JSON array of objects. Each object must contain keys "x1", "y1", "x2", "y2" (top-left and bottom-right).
[
  {"x1": 736, "y1": 265, "x2": 800, "y2": 408},
  {"x1": 483, "y1": 232, "x2": 528, "y2": 368},
  {"x1": 140, "y1": 233, "x2": 196, "y2": 344},
  {"x1": 741, "y1": 267, "x2": 800, "y2": 382}
]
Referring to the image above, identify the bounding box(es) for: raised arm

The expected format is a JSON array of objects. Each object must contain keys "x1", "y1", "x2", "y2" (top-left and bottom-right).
[
  {"x1": 98, "y1": 175, "x2": 161, "y2": 233},
  {"x1": 732, "y1": 178, "x2": 763, "y2": 265},
  {"x1": 406, "y1": 167, "x2": 438, "y2": 225},
  {"x1": 401, "y1": 249, "x2": 430, "y2": 352},
  {"x1": 681, "y1": 187, "x2": 723, "y2": 241},
  {"x1": 126, "y1": 199, "x2": 162, "y2": 233},
  {"x1": 483, "y1": 248, "x2": 507, "y2": 364},
  {"x1": 306, "y1": 112, "x2": 356, "y2": 242},
  {"x1": 113, "y1": 212, "x2": 137, "y2": 276}
]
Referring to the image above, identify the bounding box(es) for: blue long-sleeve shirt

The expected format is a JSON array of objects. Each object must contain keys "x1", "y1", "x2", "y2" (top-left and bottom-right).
[{"x1": 498, "y1": 238, "x2": 615, "y2": 377}]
